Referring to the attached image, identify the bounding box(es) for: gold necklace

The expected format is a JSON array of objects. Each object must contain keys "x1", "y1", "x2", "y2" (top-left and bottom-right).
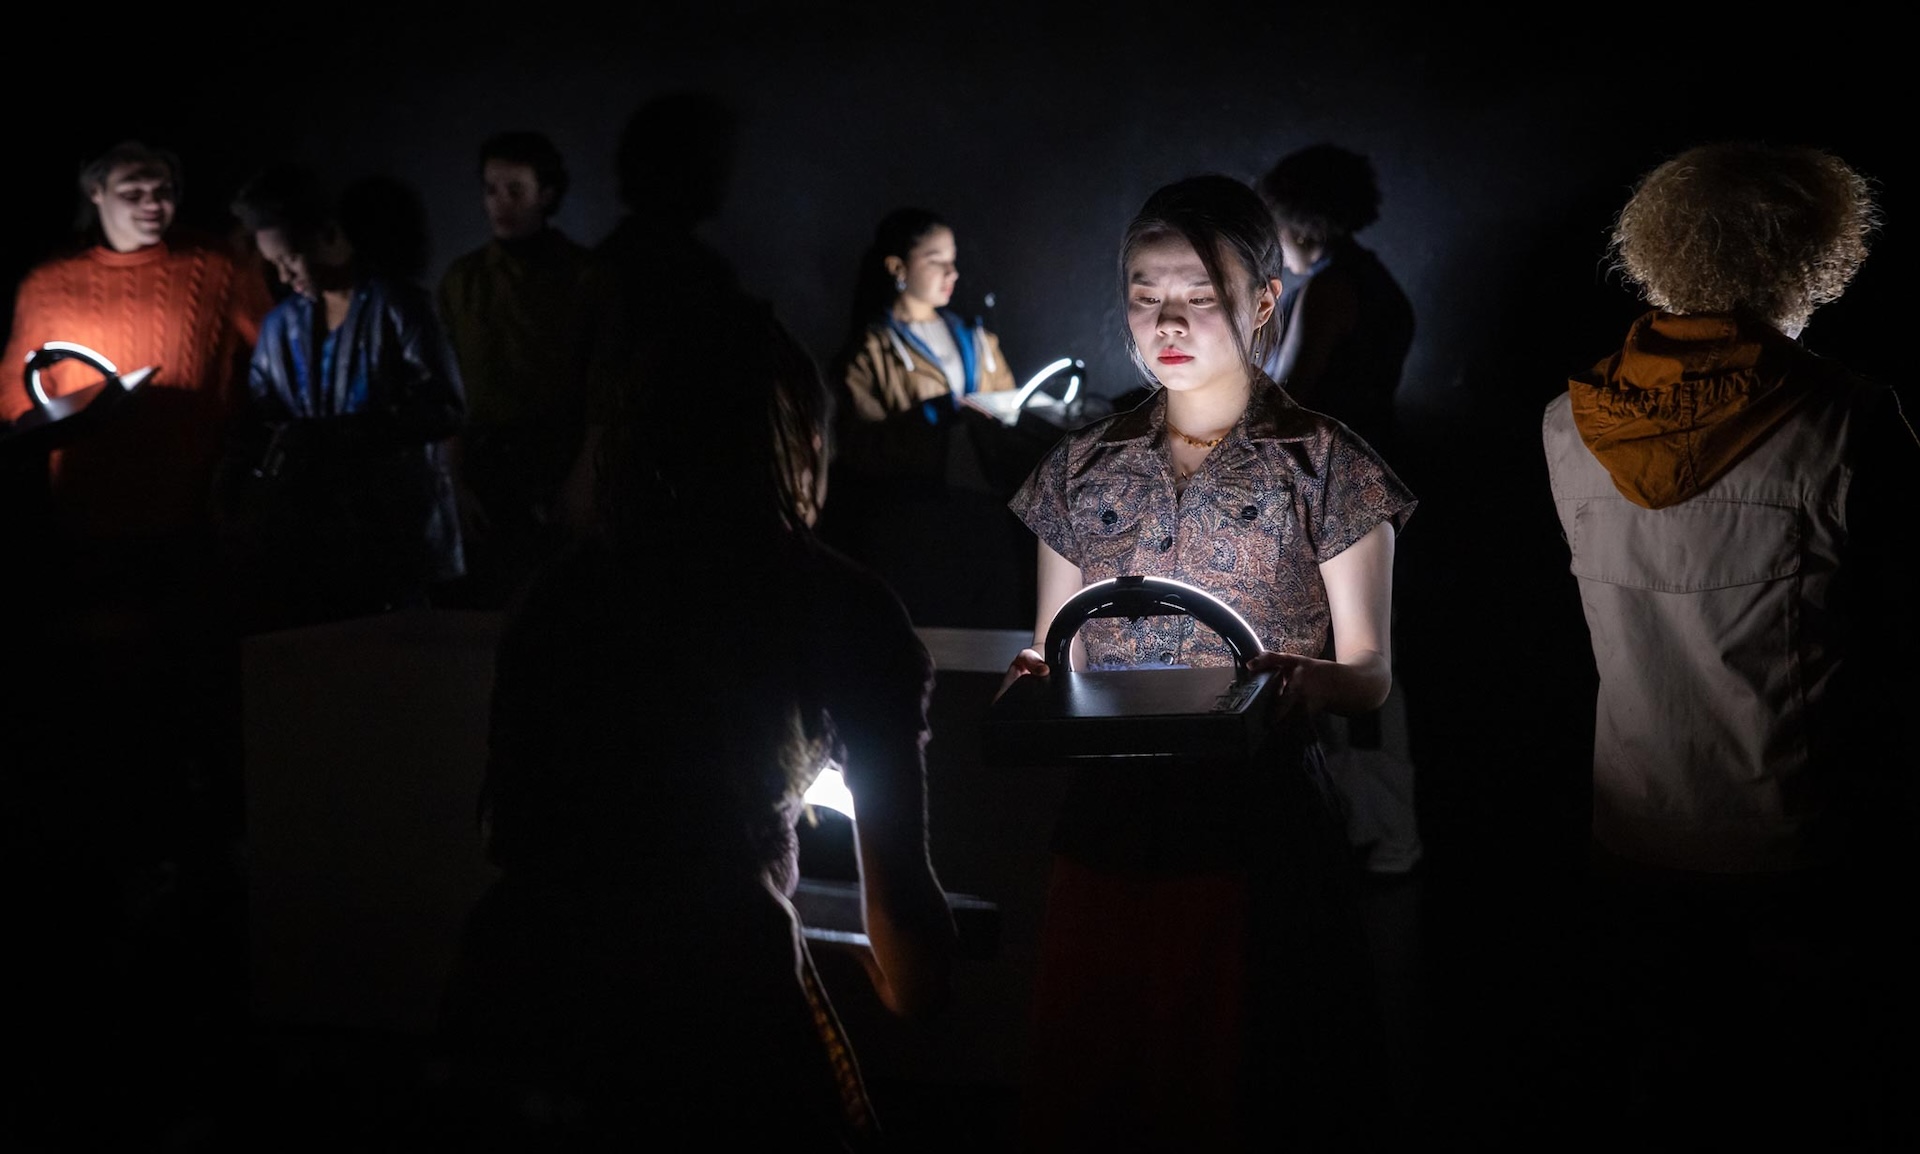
[{"x1": 1165, "y1": 416, "x2": 1228, "y2": 449}]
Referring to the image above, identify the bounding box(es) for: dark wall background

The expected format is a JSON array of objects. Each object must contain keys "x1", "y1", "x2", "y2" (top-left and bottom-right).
[{"x1": 4, "y1": 4, "x2": 1907, "y2": 1141}]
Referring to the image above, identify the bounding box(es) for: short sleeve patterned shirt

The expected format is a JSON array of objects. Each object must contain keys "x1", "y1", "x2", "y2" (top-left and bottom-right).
[{"x1": 1008, "y1": 374, "x2": 1416, "y2": 670}]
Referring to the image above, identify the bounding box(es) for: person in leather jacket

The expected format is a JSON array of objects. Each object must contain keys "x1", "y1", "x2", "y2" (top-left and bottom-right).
[{"x1": 224, "y1": 162, "x2": 466, "y2": 632}]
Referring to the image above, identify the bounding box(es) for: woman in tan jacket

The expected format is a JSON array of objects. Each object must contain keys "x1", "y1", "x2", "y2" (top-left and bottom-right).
[
  {"x1": 833, "y1": 207, "x2": 1017, "y2": 485},
  {"x1": 819, "y1": 207, "x2": 1029, "y2": 626}
]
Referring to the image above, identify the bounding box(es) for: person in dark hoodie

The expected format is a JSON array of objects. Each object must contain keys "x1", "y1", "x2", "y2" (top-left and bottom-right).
[
  {"x1": 1256, "y1": 142, "x2": 1415, "y2": 469},
  {"x1": 1541, "y1": 141, "x2": 1917, "y2": 1150}
]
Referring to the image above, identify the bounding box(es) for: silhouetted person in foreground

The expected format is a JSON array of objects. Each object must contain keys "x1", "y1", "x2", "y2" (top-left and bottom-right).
[
  {"x1": 439, "y1": 294, "x2": 957, "y2": 1150},
  {"x1": 1543, "y1": 140, "x2": 1918, "y2": 1150}
]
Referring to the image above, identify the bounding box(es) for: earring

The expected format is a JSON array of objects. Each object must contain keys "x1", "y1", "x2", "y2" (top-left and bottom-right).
[{"x1": 895, "y1": 275, "x2": 907, "y2": 292}]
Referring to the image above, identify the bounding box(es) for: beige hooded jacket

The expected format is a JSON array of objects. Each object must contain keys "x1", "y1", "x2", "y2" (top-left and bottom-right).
[{"x1": 1544, "y1": 310, "x2": 1894, "y2": 872}]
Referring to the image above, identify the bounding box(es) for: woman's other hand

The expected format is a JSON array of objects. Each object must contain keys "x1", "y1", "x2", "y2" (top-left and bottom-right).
[
  {"x1": 994, "y1": 648, "x2": 1049, "y2": 703},
  {"x1": 1247, "y1": 649, "x2": 1315, "y2": 720},
  {"x1": 1247, "y1": 644, "x2": 1389, "y2": 721}
]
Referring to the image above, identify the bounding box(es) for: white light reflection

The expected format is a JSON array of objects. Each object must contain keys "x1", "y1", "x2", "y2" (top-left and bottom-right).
[
  {"x1": 1008, "y1": 357, "x2": 1076, "y2": 418},
  {"x1": 27, "y1": 341, "x2": 119, "y2": 408},
  {"x1": 804, "y1": 767, "x2": 855, "y2": 820}
]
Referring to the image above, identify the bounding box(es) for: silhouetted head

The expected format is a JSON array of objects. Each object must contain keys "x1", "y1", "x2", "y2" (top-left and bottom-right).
[
  {"x1": 478, "y1": 131, "x2": 569, "y2": 240},
  {"x1": 614, "y1": 90, "x2": 737, "y2": 226},
  {"x1": 597, "y1": 294, "x2": 835, "y2": 547},
  {"x1": 231, "y1": 163, "x2": 331, "y2": 245},
  {"x1": 850, "y1": 207, "x2": 956, "y2": 330},
  {"x1": 1258, "y1": 143, "x2": 1382, "y2": 272},
  {"x1": 1609, "y1": 141, "x2": 1878, "y2": 336},
  {"x1": 1120, "y1": 174, "x2": 1282, "y2": 389},
  {"x1": 338, "y1": 174, "x2": 431, "y2": 283},
  {"x1": 78, "y1": 140, "x2": 183, "y2": 252}
]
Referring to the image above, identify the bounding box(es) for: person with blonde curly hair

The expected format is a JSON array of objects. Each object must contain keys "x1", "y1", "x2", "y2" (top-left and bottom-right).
[
  {"x1": 1607, "y1": 142, "x2": 1874, "y2": 337},
  {"x1": 1542, "y1": 140, "x2": 1918, "y2": 1147}
]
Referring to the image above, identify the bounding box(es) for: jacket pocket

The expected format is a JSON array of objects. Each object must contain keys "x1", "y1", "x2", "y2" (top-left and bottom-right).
[{"x1": 1567, "y1": 497, "x2": 1800, "y2": 592}]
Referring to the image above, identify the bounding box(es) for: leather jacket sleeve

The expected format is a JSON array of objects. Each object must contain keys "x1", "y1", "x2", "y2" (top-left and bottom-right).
[{"x1": 374, "y1": 280, "x2": 466, "y2": 443}]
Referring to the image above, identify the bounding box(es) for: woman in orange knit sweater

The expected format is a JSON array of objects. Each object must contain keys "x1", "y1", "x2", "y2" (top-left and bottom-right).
[
  {"x1": 0, "y1": 141, "x2": 275, "y2": 1082},
  {"x1": 2, "y1": 139, "x2": 273, "y2": 544}
]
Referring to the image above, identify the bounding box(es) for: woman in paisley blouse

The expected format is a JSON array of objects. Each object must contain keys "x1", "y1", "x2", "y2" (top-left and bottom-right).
[{"x1": 1001, "y1": 174, "x2": 1417, "y2": 1151}]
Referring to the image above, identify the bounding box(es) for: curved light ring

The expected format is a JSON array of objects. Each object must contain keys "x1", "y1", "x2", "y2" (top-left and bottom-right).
[
  {"x1": 1045, "y1": 573, "x2": 1265, "y2": 671},
  {"x1": 1058, "y1": 369, "x2": 1081, "y2": 408},
  {"x1": 1010, "y1": 357, "x2": 1076, "y2": 411},
  {"x1": 27, "y1": 341, "x2": 119, "y2": 408}
]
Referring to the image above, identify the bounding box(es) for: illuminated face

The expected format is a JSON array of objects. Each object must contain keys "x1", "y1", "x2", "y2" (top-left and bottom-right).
[
  {"x1": 90, "y1": 162, "x2": 177, "y2": 252},
  {"x1": 253, "y1": 227, "x2": 314, "y2": 299},
  {"x1": 1276, "y1": 224, "x2": 1313, "y2": 276},
  {"x1": 253, "y1": 219, "x2": 354, "y2": 300},
  {"x1": 482, "y1": 158, "x2": 552, "y2": 241},
  {"x1": 1126, "y1": 232, "x2": 1273, "y2": 395},
  {"x1": 889, "y1": 225, "x2": 959, "y2": 310}
]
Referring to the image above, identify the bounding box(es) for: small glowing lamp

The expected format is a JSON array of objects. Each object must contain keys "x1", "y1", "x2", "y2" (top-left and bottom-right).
[{"x1": 803, "y1": 766, "x2": 855, "y2": 820}]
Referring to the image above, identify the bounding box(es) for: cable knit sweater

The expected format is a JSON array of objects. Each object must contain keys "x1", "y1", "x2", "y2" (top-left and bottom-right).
[{"x1": 1, "y1": 234, "x2": 273, "y2": 537}]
